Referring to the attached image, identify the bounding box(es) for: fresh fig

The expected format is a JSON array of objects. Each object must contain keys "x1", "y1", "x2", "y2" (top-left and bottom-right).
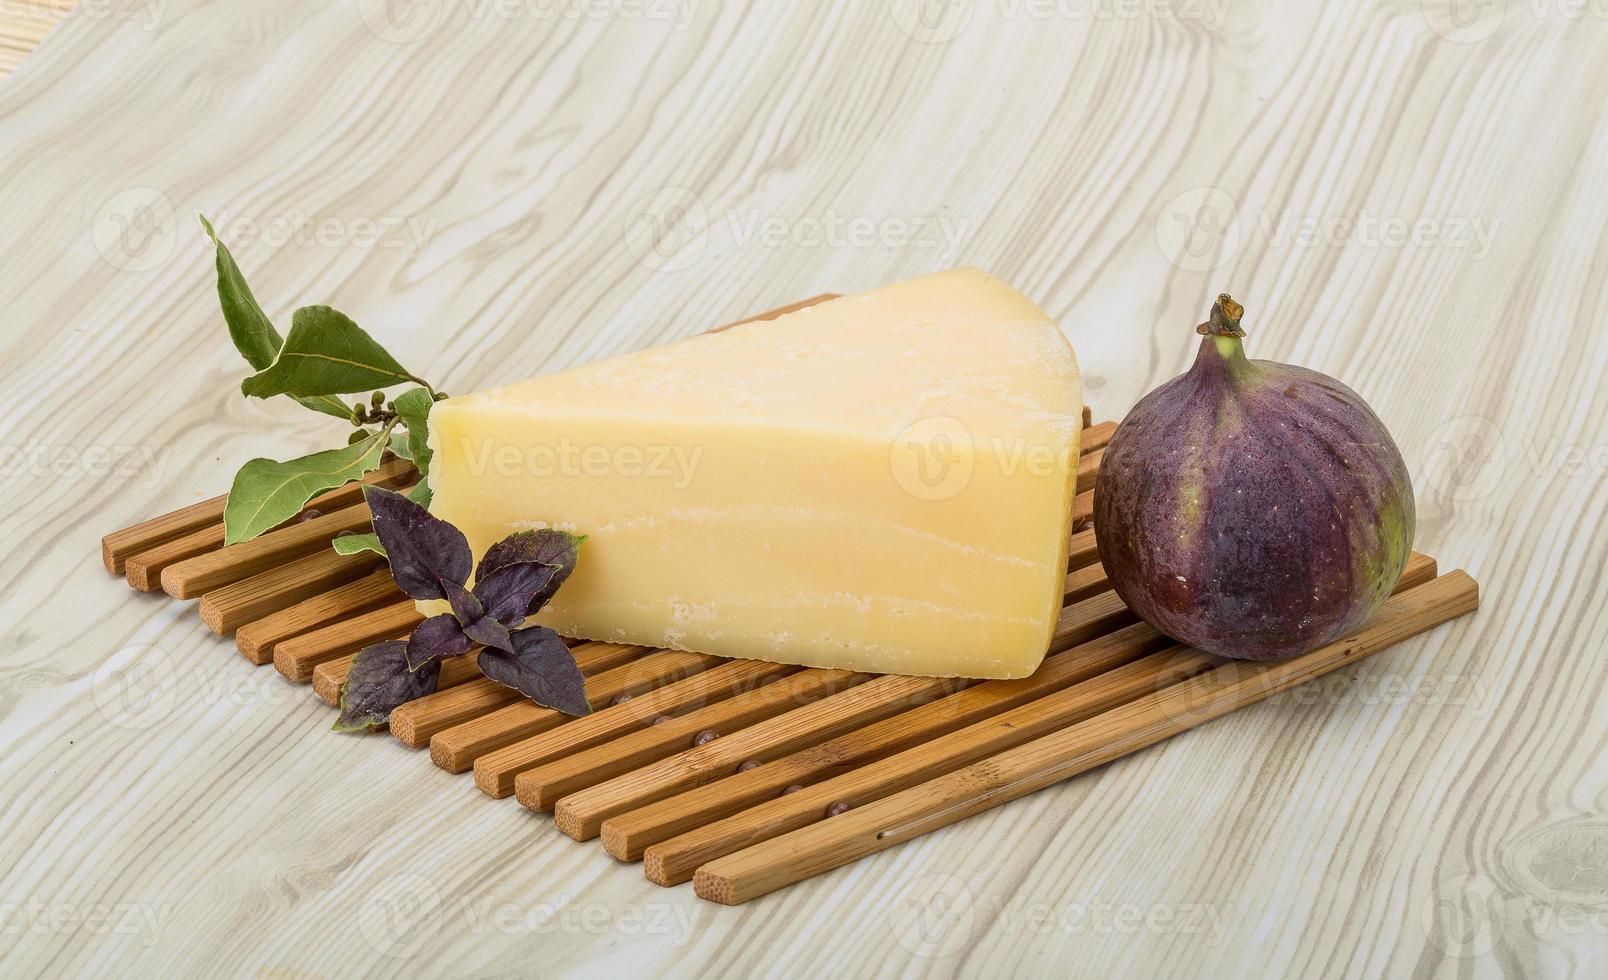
[{"x1": 1093, "y1": 294, "x2": 1414, "y2": 661}]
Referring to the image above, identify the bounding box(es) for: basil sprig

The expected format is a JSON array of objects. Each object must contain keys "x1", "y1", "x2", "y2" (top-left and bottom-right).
[{"x1": 335, "y1": 487, "x2": 590, "y2": 731}]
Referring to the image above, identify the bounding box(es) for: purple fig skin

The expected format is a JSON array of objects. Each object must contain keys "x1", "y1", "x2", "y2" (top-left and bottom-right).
[{"x1": 1093, "y1": 295, "x2": 1414, "y2": 661}]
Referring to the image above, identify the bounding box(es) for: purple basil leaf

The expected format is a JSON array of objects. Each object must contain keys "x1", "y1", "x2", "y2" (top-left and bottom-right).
[
  {"x1": 362, "y1": 485, "x2": 471, "y2": 601},
  {"x1": 444, "y1": 579, "x2": 482, "y2": 624},
  {"x1": 463, "y1": 616, "x2": 512, "y2": 652},
  {"x1": 405, "y1": 614, "x2": 472, "y2": 671},
  {"x1": 474, "y1": 529, "x2": 583, "y2": 616},
  {"x1": 473, "y1": 561, "x2": 559, "y2": 628},
  {"x1": 478, "y1": 626, "x2": 590, "y2": 717},
  {"x1": 333, "y1": 640, "x2": 441, "y2": 732},
  {"x1": 442, "y1": 579, "x2": 511, "y2": 651}
]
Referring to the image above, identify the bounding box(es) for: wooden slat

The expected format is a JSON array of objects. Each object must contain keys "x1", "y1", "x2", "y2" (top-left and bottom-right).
[
  {"x1": 1072, "y1": 488, "x2": 1094, "y2": 531},
  {"x1": 616, "y1": 622, "x2": 1175, "y2": 871},
  {"x1": 385, "y1": 680, "x2": 517, "y2": 746},
  {"x1": 103, "y1": 493, "x2": 226, "y2": 574},
  {"x1": 124, "y1": 522, "x2": 224, "y2": 591},
  {"x1": 432, "y1": 655, "x2": 787, "y2": 774},
  {"x1": 314, "y1": 648, "x2": 484, "y2": 706},
  {"x1": 534, "y1": 574, "x2": 1137, "y2": 838},
  {"x1": 633, "y1": 554, "x2": 1438, "y2": 878},
  {"x1": 236, "y1": 569, "x2": 402, "y2": 665},
  {"x1": 1074, "y1": 447, "x2": 1103, "y2": 495},
  {"x1": 1049, "y1": 590, "x2": 1135, "y2": 652},
  {"x1": 419, "y1": 648, "x2": 727, "y2": 760},
  {"x1": 387, "y1": 642, "x2": 659, "y2": 747},
  {"x1": 199, "y1": 549, "x2": 382, "y2": 634},
  {"x1": 107, "y1": 456, "x2": 414, "y2": 577},
  {"x1": 273, "y1": 600, "x2": 423, "y2": 681},
  {"x1": 692, "y1": 570, "x2": 1480, "y2": 904},
  {"x1": 1067, "y1": 528, "x2": 1097, "y2": 570},
  {"x1": 1061, "y1": 562, "x2": 1107, "y2": 606},
  {"x1": 1081, "y1": 419, "x2": 1116, "y2": 453},
  {"x1": 541, "y1": 672, "x2": 970, "y2": 840},
  {"x1": 658, "y1": 647, "x2": 1207, "y2": 887},
  {"x1": 469, "y1": 660, "x2": 797, "y2": 795},
  {"x1": 516, "y1": 668, "x2": 874, "y2": 811},
  {"x1": 162, "y1": 503, "x2": 375, "y2": 599}
]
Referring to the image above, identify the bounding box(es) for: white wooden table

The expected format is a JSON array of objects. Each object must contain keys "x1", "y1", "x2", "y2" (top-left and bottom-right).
[{"x1": 1, "y1": 2, "x2": 1603, "y2": 977}]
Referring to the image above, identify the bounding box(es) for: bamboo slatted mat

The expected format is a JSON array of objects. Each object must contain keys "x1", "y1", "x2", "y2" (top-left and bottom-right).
[{"x1": 102, "y1": 298, "x2": 1479, "y2": 905}]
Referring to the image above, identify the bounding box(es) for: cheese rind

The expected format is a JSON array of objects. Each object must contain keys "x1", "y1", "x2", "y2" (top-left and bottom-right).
[{"x1": 425, "y1": 268, "x2": 1082, "y2": 678}]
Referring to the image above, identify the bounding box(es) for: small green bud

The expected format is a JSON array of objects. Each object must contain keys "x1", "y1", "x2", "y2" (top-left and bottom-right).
[{"x1": 371, "y1": 391, "x2": 385, "y2": 408}]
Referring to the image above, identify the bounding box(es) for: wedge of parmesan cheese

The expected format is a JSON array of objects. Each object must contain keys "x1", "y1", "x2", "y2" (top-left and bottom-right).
[{"x1": 424, "y1": 268, "x2": 1083, "y2": 678}]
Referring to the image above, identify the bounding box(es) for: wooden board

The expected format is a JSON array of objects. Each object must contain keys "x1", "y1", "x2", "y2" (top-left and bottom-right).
[{"x1": 1, "y1": 4, "x2": 1597, "y2": 977}]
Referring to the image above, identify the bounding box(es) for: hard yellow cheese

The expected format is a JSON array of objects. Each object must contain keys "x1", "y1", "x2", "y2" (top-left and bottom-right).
[{"x1": 425, "y1": 268, "x2": 1083, "y2": 678}]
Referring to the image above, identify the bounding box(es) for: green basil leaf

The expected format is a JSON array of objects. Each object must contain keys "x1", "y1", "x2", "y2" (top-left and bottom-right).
[
  {"x1": 332, "y1": 532, "x2": 387, "y2": 558},
  {"x1": 392, "y1": 386, "x2": 434, "y2": 475},
  {"x1": 405, "y1": 482, "x2": 432, "y2": 508},
  {"x1": 223, "y1": 428, "x2": 389, "y2": 545},
  {"x1": 240, "y1": 305, "x2": 414, "y2": 400}
]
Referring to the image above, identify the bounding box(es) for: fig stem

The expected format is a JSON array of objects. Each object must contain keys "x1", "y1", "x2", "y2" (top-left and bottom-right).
[{"x1": 1196, "y1": 293, "x2": 1246, "y2": 338}]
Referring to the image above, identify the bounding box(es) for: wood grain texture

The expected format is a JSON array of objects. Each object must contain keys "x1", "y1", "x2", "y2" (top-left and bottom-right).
[{"x1": 0, "y1": 2, "x2": 1601, "y2": 978}]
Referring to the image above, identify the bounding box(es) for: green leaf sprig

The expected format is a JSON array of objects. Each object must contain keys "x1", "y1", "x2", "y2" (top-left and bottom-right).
[{"x1": 201, "y1": 214, "x2": 448, "y2": 543}]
